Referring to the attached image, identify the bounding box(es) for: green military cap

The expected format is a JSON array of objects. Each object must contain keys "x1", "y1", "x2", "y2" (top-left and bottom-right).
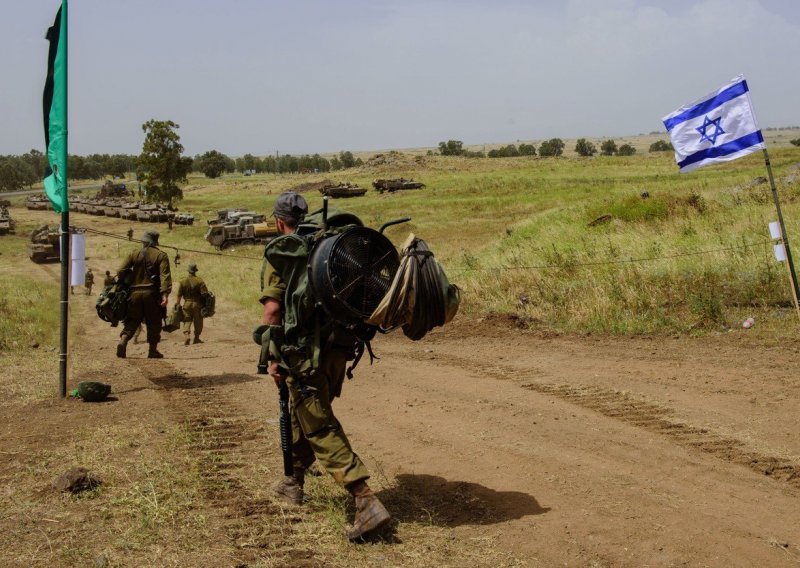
[
  {"x1": 188, "y1": 263, "x2": 198, "y2": 274},
  {"x1": 272, "y1": 191, "x2": 308, "y2": 222},
  {"x1": 142, "y1": 230, "x2": 160, "y2": 244}
]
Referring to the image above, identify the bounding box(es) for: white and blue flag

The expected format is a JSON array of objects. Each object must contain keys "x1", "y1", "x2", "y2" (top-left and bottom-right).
[{"x1": 662, "y1": 75, "x2": 764, "y2": 173}]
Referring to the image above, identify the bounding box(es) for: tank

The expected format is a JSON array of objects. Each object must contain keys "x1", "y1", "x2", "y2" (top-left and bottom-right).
[
  {"x1": 98, "y1": 180, "x2": 129, "y2": 198},
  {"x1": 25, "y1": 195, "x2": 50, "y2": 210},
  {"x1": 372, "y1": 178, "x2": 426, "y2": 193},
  {"x1": 0, "y1": 206, "x2": 15, "y2": 235},
  {"x1": 28, "y1": 225, "x2": 61, "y2": 263},
  {"x1": 319, "y1": 182, "x2": 367, "y2": 198}
]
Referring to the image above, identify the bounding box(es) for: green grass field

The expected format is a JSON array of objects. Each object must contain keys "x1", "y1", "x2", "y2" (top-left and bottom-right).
[
  {"x1": 148, "y1": 146, "x2": 800, "y2": 336},
  {"x1": 5, "y1": 141, "x2": 800, "y2": 347}
]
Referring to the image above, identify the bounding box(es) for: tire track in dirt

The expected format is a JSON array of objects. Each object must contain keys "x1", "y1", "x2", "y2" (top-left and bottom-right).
[
  {"x1": 129, "y1": 359, "x2": 318, "y2": 567},
  {"x1": 409, "y1": 349, "x2": 800, "y2": 490}
]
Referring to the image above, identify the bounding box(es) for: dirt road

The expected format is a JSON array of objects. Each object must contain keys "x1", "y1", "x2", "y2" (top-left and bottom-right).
[{"x1": 3, "y1": 218, "x2": 800, "y2": 566}]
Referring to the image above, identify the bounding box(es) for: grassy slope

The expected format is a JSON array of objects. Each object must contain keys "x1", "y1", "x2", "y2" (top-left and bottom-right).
[{"x1": 154, "y1": 146, "x2": 800, "y2": 336}]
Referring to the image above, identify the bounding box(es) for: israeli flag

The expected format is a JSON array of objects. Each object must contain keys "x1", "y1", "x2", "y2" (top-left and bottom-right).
[{"x1": 662, "y1": 75, "x2": 764, "y2": 173}]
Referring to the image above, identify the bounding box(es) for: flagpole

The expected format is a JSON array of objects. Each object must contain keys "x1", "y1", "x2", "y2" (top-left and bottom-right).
[
  {"x1": 763, "y1": 147, "x2": 800, "y2": 320},
  {"x1": 58, "y1": 1, "x2": 69, "y2": 398}
]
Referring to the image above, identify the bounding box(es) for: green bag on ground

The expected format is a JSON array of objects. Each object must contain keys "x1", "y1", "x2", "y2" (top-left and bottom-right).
[{"x1": 76, "y1": 381, "x2": 111, "y2": 402}]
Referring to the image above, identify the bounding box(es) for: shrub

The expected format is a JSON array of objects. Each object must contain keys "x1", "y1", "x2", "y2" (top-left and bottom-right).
[
  {"x1": 600, "y1": 140, "x2": 618, "y2": 156},
  {"x1": 539, "y1": 138, "x2": 565, "y2": 157},
  {"x1": 617, "y1": 143, "x2": 636, "y2": 156},
  {"x1": 791, "y1": 138, "x2": 800, "y2": 147},
  {"x1": 649, "y1": 140, "x2": 673, "y2": 152},
  {"x1": 575, "y1": 138, "x2": 597, "y2": 157}
]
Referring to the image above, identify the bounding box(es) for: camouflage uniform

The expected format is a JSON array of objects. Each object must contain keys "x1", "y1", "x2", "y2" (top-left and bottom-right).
[
  {"x1": 177, "y1": 265, "x2": 208, "y2": 344},
  {"x1": 261, "y1": 260, "x2": 370, "y2": 487},
  {"x1": 117, "y1": 235, "x2": 171, "y2": 352},
  {"x1": 84, "y1": 269, "x2": 94, "y2": 295}
]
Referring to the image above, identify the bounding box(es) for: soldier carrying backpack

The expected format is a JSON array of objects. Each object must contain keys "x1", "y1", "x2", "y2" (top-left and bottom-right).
[{"x1": 257, "y1": 191, "x2": 391, "y2": 541}]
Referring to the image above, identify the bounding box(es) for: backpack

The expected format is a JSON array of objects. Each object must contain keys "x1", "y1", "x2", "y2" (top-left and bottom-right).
[
  {"x1": 258, "y1": 211, "x2": 376, "y2": 379},
  {"x1": 200, "y1": 291, "x2": 216, "y2": 317},
  {"x1": 96, "y1": 267, "x2": 132, "y2": 326}
]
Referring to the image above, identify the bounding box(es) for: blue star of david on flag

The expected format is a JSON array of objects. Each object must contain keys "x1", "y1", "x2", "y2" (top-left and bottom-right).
[
  {"x1": 696, "y1": 115, "x2": 725, "y2": 145},
  {"x1": 662, "y1": 75, "x2": 765, "y2": 173}
]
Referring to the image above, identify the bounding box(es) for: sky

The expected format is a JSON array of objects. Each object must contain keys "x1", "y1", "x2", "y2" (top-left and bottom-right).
[{"x1": 1, "y1": 0, "x2": 798, "y2": 157}]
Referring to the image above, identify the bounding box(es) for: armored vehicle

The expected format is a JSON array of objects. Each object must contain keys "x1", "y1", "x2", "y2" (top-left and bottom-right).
[
  {"x1": 137, "y1": 203, "x2": 168, "y2": 222},
  {"x1": 372, "y1": 178, "x2": 426, "y2": 193},
  {"x1": 98, "y1": 180, "x2": 129, "y2": 198},
  {"x1": 174, "y1": 213, "x2": 195, "y2": 225},
  {"x1": 25, "y1": 195, "x2": 50, "y2": 210},
  {"x1": 29, "y1": 225, "x2": 61, "y2": 263},
  {"x1": 207, "y1": 208, "x2": 264, "y2": 225},
  {"x1": 205, "y1": 217, "x2": 279, "y2": 249},
  {"x1": 0, "y1": 206, "x2": 15, "y2": 235},
  {"x1": 319, "y1": 182, "x2": 367, "y2": 198}
]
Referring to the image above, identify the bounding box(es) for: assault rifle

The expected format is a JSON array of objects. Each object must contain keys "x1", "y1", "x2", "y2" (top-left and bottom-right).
[{"x1": 257, "y1": 362, "x2": 293, "y2": 476}]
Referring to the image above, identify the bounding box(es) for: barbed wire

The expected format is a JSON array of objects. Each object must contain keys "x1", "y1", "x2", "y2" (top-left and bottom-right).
[
  {"x1": 76, "y1": 226, "x2": 265, "y2": 261},
  {"x1": 76, "y1": 225, "x2": 774, "y2": 274}
]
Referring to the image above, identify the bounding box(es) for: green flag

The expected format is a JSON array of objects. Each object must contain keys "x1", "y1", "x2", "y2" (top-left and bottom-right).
[{"x1": 43, "y1": 1, "x2": 68, "y2": 213}]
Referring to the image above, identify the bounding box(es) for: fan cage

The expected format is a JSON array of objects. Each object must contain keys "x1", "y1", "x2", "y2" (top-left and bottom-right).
[{"x1": 315, "y1": 227, "x2": 399, "y2": 321}]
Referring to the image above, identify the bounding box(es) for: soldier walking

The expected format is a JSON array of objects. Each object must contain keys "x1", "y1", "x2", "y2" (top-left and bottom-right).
[
  {"x1": 260, "y1": 191, "x2": 391, "y2": 540},
  {"x1": 103, "y1": 270, "x2": 114, "y2": 288},
  {"x1": 176, "y1": 263, "x2": 208, "y2": 346},
  {"x1": 116, "y1": 230, "x2": 171, "y2": 359},
  {"x1": 84, "y1": 268, "x2": 94, "y2": 295},
  {"x1": 127, "y1": 227, "x2": 134, "y2": 241}
]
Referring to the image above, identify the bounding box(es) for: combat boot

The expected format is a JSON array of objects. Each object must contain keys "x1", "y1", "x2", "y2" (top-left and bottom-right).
[
  {"x1": 193, "y1": 337, "x2": 203, "y2": 344},
  {"x1": 183, "y1": 333, "x2": 191, "y2": 346},
  {"x1": 346, "y1": 481, "x2": 391, "y2": 541},
  {"x1": 116, "y1": 335, "x2": 129, "y2": 359},
  {"x1": 273, "y1": 468, "x2": 305, "y2": 505},
  {"x1": 148, "y1": 343, "x2": 164, "y2": 359}
]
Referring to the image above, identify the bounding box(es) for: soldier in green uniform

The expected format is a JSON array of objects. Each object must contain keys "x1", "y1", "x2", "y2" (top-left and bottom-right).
[
  {"x1": 176, "y1": 263, "x2": 208, "y2": 346},
  {"x1": 261, "y1": 191, "x2": 391, "y2": 540},
  {"x1": 116, "y1": 230, "x2": 172, "y2": 359},
  {"x1": 84, "y1": 268, "x2": 94, "y2": 295},
  {"x1": 103, "y1": 270, "x2": 114, "y2": 288}
]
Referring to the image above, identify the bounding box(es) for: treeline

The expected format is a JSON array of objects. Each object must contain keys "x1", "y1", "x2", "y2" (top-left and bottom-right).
[
  {"x1": 0, "y1": 151, "x2": 136, "y2": 191},
  {"x1": 0, "y1": 148, "x2": 369, "y2": 190},
  {"x1": 433, "y1": 137, "x2": 675, "y2": 160},
  {"x1": 192, "y1": 150, "x2": 364, "y2": 178}
]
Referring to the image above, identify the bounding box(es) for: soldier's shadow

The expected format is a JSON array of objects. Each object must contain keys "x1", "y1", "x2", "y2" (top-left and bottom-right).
[
  {"x1": 377, "y1": 473, "x2": 550, "y2": 528},
  {"x1": 148, "y1": 373, "x2": 258, "y2": 390}
]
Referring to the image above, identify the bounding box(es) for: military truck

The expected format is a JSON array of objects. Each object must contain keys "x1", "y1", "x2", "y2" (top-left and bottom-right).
[
  {"x1": 372, "y1": 178, "x2": 426, "y2": 193},
  {"x1": 319, "y1": 182, "x2": 367, "y2": 198},
  {"x1": 205, "y1": 217, "x2": 280, "y2": 249},
  {"x1": 207, "y1": 208, "x2": 265, "y2": 225},
  {"x1": 0, "y1": 206, "x2": 15, "y2": 235},
  {"x1": 29, "y1": 225, "x2": 62, "y2": 263}
]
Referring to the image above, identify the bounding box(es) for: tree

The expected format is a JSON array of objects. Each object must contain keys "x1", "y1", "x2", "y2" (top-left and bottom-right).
[
  {"x1": 242, "y1": 153, "x2": 257, "y2": 172},
  {"x1": 574, "y1": 138, "x2": 597, "y2": 157},
  {"x1": 339, "y1": 151, "x2": 356, "y2": 169},
  {"x1": 330, "y1": 155, "x2": 342, "y2": 171},
  {"x1": 438, "y1": 140, "x2": 464, "y2": 156},
  {"x1": 518, "y1": 143, "x2": 536, "y2": 156},
  {"x1": 649, "y1": 140, "x2": 673, "y2": 152},
  {"x1": 137, "y1": 120, "x2": 193, "y2": 205},
  {"x1": 600, "y1": 139, "x2": 618, "y2": 156},
  {"x1": 791, "y1": 138, "x2": 800, "y2": 147},
  {"x1": 617, "y1": 143, "x2": 636, "y2": 156},
  {"x1": 0, "y1": 158, "x2": 25, "y2": 192},
  {"x1": 196, "y1": 150, "x2": 229, "y2": 178},
  {"x1": 538, "y1": 138, "x2": 565, "y2": 157}
]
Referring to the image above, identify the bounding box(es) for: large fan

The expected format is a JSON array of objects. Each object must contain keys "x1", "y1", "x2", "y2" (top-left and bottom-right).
[{"x1": 309, "y1": 227, "x2": 399, "y2": 323}]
